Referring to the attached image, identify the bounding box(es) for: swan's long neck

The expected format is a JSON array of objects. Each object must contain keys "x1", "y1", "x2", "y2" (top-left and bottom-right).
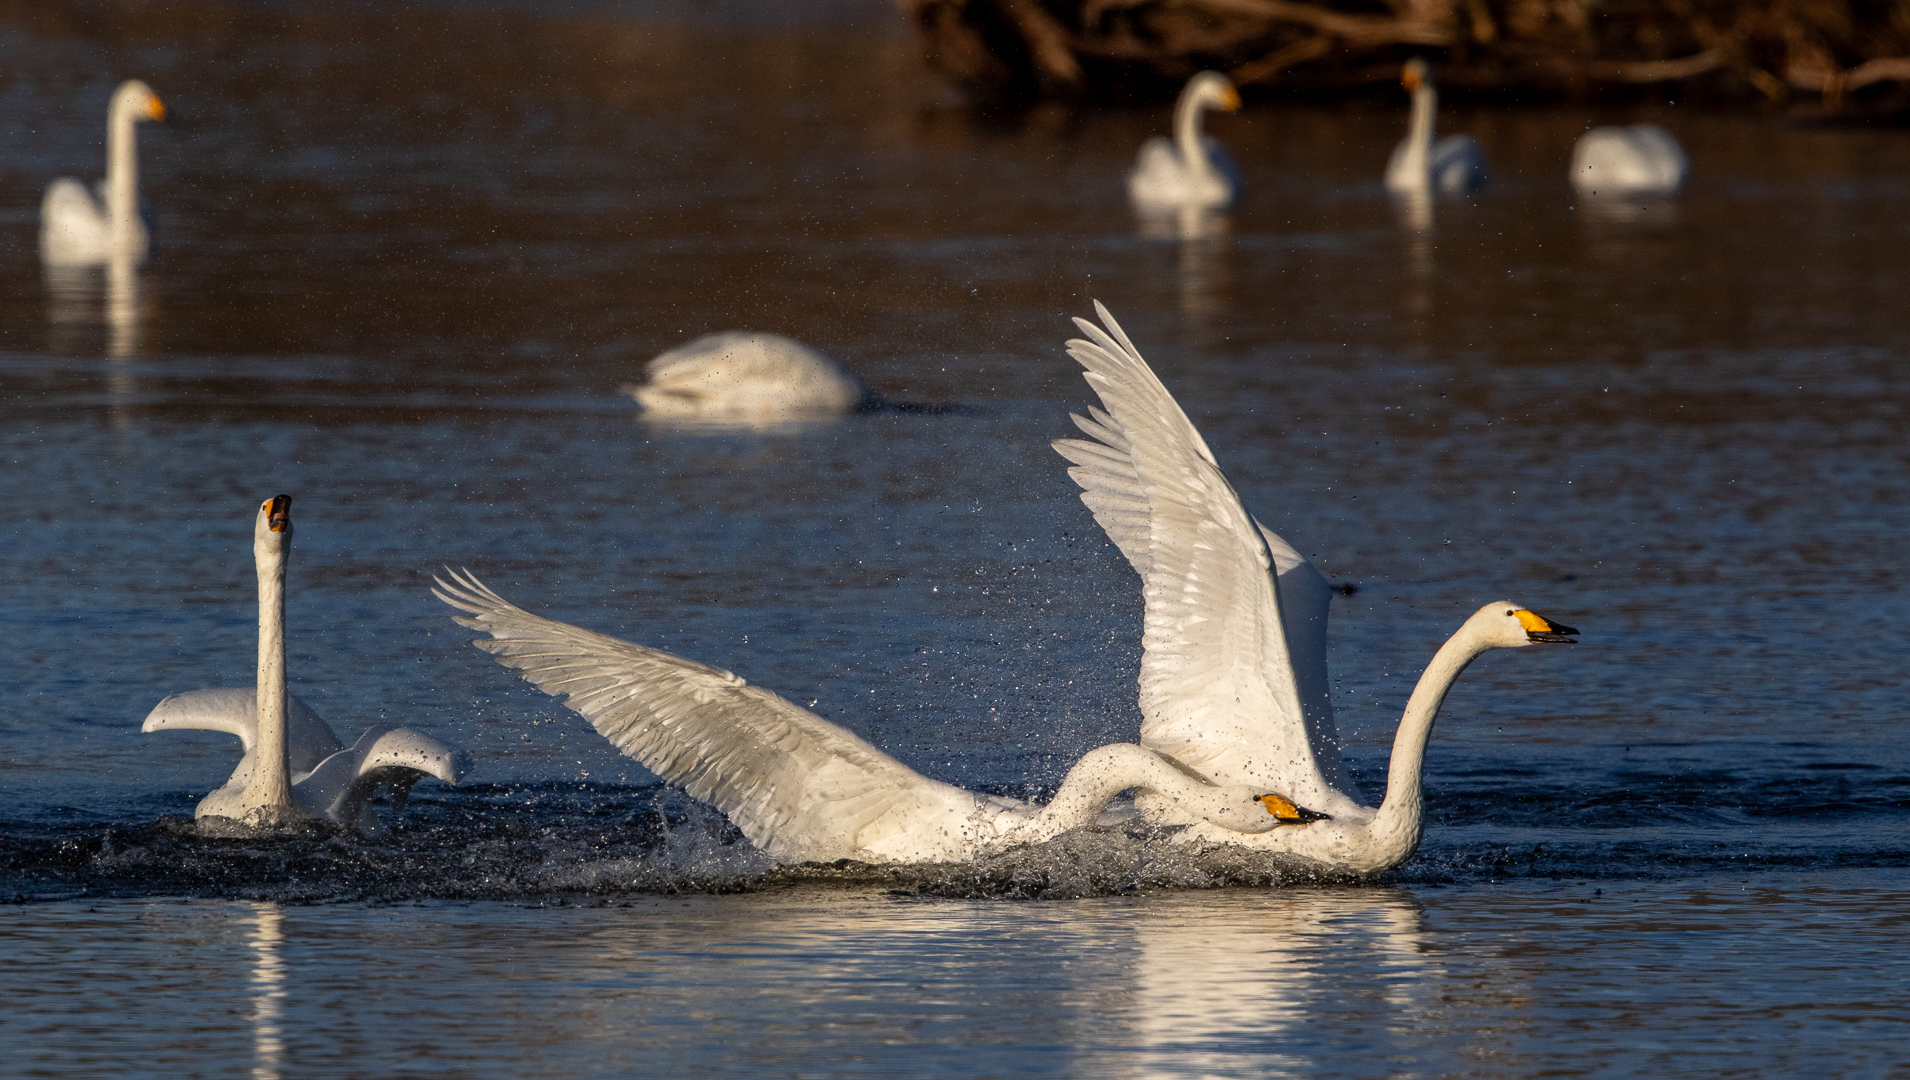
[
  {"x1": 250, "y1": 524, "x2": 294, "y2": 810},
  {"x1": 106, "y1": 93, "x2": 142, "y2": 248},
  {"x1": 1019, "y1": 744, "x2": 1206, "y2": 843},
  {"x1": 1363, "y1": 622, "x2": 1489, "y2": 865},
  {"x1": 1399, "y1": 83, "x2": 1436, "y2": 179},
  {"x1": 1173, "y1": 92, "x2": 1215, "y2": 177}
]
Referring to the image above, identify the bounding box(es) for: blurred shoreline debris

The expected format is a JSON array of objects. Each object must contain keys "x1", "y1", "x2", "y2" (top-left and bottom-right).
[{"x1": 888, "y1": 0, "x2": 1910, "y2": 109}]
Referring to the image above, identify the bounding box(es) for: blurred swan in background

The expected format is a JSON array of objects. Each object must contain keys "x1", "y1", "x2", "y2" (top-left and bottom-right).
[
  {"x1": 1571, "y1": 124, "x2": 1688, "y2": 195},
  {"x1": 41, "y1": 80, "x2": 166, "y2": 265},
  {"x1": 144, "y1": 496, "x2": 469, "y2": 833},
  {"x1": 1385, "y1": 59, "x2": 1487, "y2": 196},
  {"x1": 436, "y1": 569, "x2": 1314, "y2": 865},
  {"x1": 623, "y1": 332, "x2": 874, "y2": 420},
  {"x1": 1129, "y1": 71, "x2": 1242, "y2": 210},
  {"x1": 1052, "y1": 303, "x2": 1576, "y2": 873}
]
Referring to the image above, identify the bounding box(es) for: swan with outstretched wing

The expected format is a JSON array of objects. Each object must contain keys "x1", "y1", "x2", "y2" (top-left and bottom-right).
[
  {"x1": 434, "y1": 570, "x2": 1305, "y2": 865},
  {"x1": 1054, "y1": 303, "x2": 1577, "y2": 872}
]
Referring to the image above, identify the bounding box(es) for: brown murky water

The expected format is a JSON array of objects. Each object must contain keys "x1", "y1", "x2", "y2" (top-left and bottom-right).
[{"x1": 2, "y1": 1, "x2": 1907, "y2": 1076}]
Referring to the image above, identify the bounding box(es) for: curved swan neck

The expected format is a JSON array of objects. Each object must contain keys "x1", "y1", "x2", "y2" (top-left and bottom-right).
[
  {"x1": 106, "y1": 91, "x2": 142, "y2": 245},
  {"x1": 1402, "y1": 83, "x2": 1436, "y2": 173},
  {"x1": 1173, "y1": 92, "x2": 1215, "y2": 177},
  {"x1": 1366, "y1": 621, "x2": 1489, "y2": 858},
  {"x1": 1022, "y1": 744, "x2": 1201, "y2": 842},
  {"x1": 251, "y1": 519, "x2": 294, "y2": 810}
]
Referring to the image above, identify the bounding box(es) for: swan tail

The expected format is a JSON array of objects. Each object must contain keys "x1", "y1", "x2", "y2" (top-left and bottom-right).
[{"x1": 433, "y1": 568, "x2": 976, "y2": 863}]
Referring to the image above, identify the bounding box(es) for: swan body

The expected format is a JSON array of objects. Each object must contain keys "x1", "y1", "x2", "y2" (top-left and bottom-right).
[
  {"x1": 1052, "y1": 302, "x2": 1576, "y2": 873},
  {"x1": 1128, "y1": 71, "x2": 1242, "y2": 210},
  {"x1": 144, "y1": 496, "x2": 469, "y2": 832},
  {"x1": 41, "y1": 80, "x2": 166, "y2": 266},
  {"x1": 143, "y1": 690, "x2": 468, "y2": 834},
  {"x1": 1571, "y1": 124, "x2": 1688, "y2": 195},
  {"x1": 624, "y1": 332, "x2": 872, "y2": 419},
  {"x1": 1385, "y1": 59, "x2": 1487, "y2": 196},
  {"x1": 433, "y1": 571, "x2": 1299, "y2": 865}
]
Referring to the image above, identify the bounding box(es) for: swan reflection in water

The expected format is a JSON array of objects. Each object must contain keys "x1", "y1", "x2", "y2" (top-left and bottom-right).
[
  {"x1": 248, "y1": 902, "x2": 287, "y2": 1080},
  {"x1": 1095, "y1": 887, "x2": 1434, "y2": 1078},
  {"x1": 1135, "y1": 205, "x2": 1232, "y2": 321},
  {"x1": 1391, "y1": 192, "x2": 1436, "y2": 323},
  {"x1": 45, "y1": 252, "x2": 145, "y2": 428}
]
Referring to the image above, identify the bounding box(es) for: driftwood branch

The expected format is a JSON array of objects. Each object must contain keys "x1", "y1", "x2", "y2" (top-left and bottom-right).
[{"x1": 889, "y1": 0, "x2": 1910, "y2": 107}]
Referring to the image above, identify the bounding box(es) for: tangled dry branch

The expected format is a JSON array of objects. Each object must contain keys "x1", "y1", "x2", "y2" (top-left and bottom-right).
[{"x1": 890, "y1": 0, "x2": 1910, "y2": 107}]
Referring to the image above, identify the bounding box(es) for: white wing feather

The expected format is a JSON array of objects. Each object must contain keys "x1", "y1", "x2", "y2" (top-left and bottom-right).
[
  {"x1": 1052, "y1": 303, "x2": 1355, "y2": 811},
  {"x1": 141, "y1": 688, "x2": 344, "y2": 775},
  {"x1": 433, "y1": 570, "x2": 984, "y2": 863}
]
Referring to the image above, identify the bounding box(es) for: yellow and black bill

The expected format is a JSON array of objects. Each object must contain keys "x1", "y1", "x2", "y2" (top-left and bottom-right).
[
  {"x1": 264, "y1": 494, "x2": 292, "y2": 532},
  {"x1": 1257, "y1": 793, "x2": 1333, "y2": 824},
  {"x1": 1513, "y1": 609, "x2": 1578, "y2": 643}
]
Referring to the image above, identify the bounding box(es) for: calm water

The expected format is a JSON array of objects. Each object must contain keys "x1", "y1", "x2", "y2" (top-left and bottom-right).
[{"x1": 2, "y1": 0, "x2": 1908, "y2": 1075}]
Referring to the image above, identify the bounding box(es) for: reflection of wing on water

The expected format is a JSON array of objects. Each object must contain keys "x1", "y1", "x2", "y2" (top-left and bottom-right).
[{"x1": 1094, "y1": 889, "x2": 1431, "y2": 1078}]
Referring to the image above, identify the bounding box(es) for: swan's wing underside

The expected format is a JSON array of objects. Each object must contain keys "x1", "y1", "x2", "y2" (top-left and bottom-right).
[
  {"x1": 141, "y1": 688, "x2": 345, "y2": 774},
  {"x1": 433, "y1": 570, "x2": 975, "y2": 863},
  {"x1": 1051, "y1": 303, "x2": 1351, "y2": 808}
]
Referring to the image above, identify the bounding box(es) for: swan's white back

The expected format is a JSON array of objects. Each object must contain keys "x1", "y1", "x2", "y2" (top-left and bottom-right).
[
  {"x1": 628, "y1": 332, "x2": 869, "y2": 419},
  {"x1": 1571, "y1": 124, "x2": 1688, "y2": 194}
]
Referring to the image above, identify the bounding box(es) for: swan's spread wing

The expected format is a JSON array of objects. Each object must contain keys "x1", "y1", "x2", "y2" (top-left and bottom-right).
[
  {"x1": 1253, "y1": 522, "x2": 1360, "y2": 798},
  {"x1": 1053, "y1": 304, "x2": 1350, "y2": 808},
  {"x1": 142, "y1": 688, "x2": 345, "y2": 775},
  {"x1": 433, "y1": 570, "x2": 979, "y2": 863}
]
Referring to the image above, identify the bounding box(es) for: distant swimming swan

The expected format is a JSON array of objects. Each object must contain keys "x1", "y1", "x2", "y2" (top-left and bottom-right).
[
  {"x1": 434, "y1": 569, "x2": 1312, "y2": 865},
  {"x1": 1129, "y1": 71, "x2": 1243, "y2": 210},
  {"x1": 41, "y1": 80, "x2": 167, "y2": 266},
  {"x1": 144, "y1": 496, "x2": 469, "y2": 832},
  {"x1": 1385, "y1": 59, "x2": 1488, "y2": 196},
  {"x1": 1571, "y1": 124, "x2": 1688, "y2": 195},
  {"x1": 623, "y1": 332, "x2": 874, "y2": 420}
]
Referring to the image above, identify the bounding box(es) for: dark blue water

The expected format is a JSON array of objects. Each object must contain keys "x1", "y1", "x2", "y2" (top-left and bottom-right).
[{"x1": 2, "y1": 1, "x2": 1908, "y2": 1075}]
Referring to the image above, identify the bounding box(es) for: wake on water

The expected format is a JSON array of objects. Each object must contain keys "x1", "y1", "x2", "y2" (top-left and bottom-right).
[{"x1": 5, "y1": 765, "x2": 1906, "y2": 903}]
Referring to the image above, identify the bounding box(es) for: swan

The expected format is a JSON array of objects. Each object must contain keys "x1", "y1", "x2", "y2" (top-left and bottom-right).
[
  {"x1": 622, "y1": 332, "x2": 875, "y2": 420},
  {"x1": 433, "y1": 570, "x2": 1315, "y2": 865},
  {"x1": 1570, "y1": 124, "x2": 1688, "y2": 195},
  {"x1": 40, "y1": 80, "x2": 167, "y2": 266},
  {"x1": 1384, "y1": 59, "x2": 1488, "y2": 196},
  {"x1": 1051, "y1": 302, "x2": 1576, "y2": 873},
  {"x1": 1128, "y1": 71, "x2": 1242, "y2": 211},
  {"x1": 143, "y1": 495, "x2": 470, "y2": 833}
]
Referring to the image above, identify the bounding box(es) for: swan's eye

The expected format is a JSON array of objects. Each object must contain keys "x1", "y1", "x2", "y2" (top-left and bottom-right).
[{"x1": 1505, "y1": 609, "x2": 1514, "y2": 616}]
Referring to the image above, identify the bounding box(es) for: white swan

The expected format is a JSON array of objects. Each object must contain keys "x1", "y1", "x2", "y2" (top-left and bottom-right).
[
  {"x1": 1384, "y1": 59, "x2": 1488, "y2": 196},
  {"x1": 1570, "y1": 124, "x2": 1688, "y2": 195},
  {"x1": 433, "y1": 570, "x2": 1314, "y2": 865},
  {"x1": 40, "y1": 80, "x2": 166, "y2": 266},
  {"x1": 144, "y1": 495, "x2": 470, "y2": 832},
  {"x1": 1051, "y1": 302, "x2": 1575, "y2": 873},
  {"x1": 1128, "y1": 71, "x2": 1242, "y2": 210},
  {"x1": 623, "y1": 332, "x2": 873, "y2": 420}
]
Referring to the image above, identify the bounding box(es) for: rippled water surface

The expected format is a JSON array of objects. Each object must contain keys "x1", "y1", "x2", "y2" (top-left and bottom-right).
[{"x1": 2, "y1": 0, "x2": 1908, "y2": 1075}]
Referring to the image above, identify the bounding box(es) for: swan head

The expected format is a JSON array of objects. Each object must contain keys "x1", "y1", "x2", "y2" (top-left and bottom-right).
[
  {"x1": 1401, "y1": 58, "x2": 1430, "y2": 93},
  {"x1": 113, "y1": 80, "x2": 167, "y2": 125},
  {"x1": 1256, "y1": 793, "x2": 1332, "y2": 826},
  {"x1": 1469, "y1": 601, "x2": 1578, "y2": 648},
  {"x1": 254, "y1": 494, "x2": 293, "y2": 554},
  {"x1": 1184, "y1": 71, "x2": 1241, "y2": 114},
  {"x1": 1187, "y1": 786, "x2": 1315, "y2": 833}
]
